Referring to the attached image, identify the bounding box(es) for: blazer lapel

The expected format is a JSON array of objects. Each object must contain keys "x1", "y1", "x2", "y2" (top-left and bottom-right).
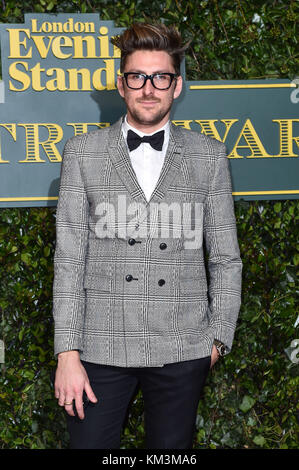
[
  {"x1": 107, "y1": 118, "x2": 185, "y2": 227},
  {"x1": 149, "y1": 122, "x2": 185, "y2": 204},
  {"x1": 108, "y1": 117, "x2": 147, "y2": 205}
]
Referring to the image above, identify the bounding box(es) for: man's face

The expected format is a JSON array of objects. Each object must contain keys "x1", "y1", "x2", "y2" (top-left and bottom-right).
[{"x1": 117, "y1": 50, "x2": 183, "y2": 133}]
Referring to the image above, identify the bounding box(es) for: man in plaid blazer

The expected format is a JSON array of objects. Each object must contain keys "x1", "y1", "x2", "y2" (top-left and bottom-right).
[{"x1": 53, "y1": 22, "x2": 242, "y2": 449}]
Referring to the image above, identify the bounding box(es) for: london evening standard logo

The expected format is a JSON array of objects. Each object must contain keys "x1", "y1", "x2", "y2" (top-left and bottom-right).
[
  {"x1": 5, "y1": 15, "x2": 121, "y2": 92},
  {"x1": 95, "y1": 195, "x2": 203, "y2": 249}
]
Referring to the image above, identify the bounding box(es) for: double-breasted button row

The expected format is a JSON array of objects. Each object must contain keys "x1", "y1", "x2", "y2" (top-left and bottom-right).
[
  {"x1": 127, "y1": 239, "x2": 167, "y2": 250},
  {"x1": 125, "y1": 274, "x2": 165, "y2": 286},
  {"x1": 126, "y1": 239, "x2": 167, "y2": 286}
]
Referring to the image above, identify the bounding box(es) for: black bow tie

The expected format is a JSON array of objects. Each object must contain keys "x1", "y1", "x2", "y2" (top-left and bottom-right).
[{"x1": 127, "y1": 129, "x2": 164, "y2": 152}]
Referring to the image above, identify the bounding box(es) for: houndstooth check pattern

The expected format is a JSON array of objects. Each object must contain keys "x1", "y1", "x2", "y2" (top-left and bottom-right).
[{"x1": 53, "y1": 117, "x2": 242, "y2": 367}]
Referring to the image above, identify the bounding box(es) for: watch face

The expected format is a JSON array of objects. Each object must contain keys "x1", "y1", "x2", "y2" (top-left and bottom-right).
[{"x1": 217, "y1": 344, "x2": 226, "y2": 356}]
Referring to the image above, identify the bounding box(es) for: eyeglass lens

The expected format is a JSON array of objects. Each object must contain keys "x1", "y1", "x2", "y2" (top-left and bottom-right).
[{"x1": 125, "y1": 73, "x2": 174, "y2": 89}]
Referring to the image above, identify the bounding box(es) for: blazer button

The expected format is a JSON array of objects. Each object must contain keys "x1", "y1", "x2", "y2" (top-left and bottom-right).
[
  {"x1": 158, "y1": 279, "x2": 165, "y2": 286},
  {"x1": 159, "y1": 242, "x2": 167, "y2": 250},
  {"x1": 128, "y1": 238, "x2": 136, "y2": 246},
  {"x1": 126, "y1": 274, "x2": 138, "y2": 281}
]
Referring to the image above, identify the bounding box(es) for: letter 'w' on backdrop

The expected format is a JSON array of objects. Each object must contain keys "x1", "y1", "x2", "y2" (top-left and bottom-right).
[{"x1": 0, "y1": 13, "x2": 298, "y2": 208}]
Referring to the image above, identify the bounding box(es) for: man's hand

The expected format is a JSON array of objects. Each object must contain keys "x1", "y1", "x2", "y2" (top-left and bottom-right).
[
  {"x1": 210, "y1": 344, "x2": 220, "y2": 368},
  {"x1": 54, "y1": 350, "x2": 98, "y2": 419}
]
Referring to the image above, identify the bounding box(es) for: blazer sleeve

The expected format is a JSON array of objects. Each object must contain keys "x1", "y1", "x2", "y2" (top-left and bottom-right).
[
  {"x1": 52, "y1": 137, "x2": 89, "y2": 356},
  {"x1": 203, "y1": 140, "x2": 242, "y2": 352}
]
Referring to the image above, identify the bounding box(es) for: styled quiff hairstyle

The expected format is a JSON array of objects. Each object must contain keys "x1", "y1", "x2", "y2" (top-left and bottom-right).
[{"x1": 111, "y1": 23, "x2": 186, "y2": 75}]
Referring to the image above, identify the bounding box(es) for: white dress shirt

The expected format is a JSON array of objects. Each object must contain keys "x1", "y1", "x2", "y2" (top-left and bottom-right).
[{"x1": 122, "y1": 116, "x2": 170, "y2": 202}]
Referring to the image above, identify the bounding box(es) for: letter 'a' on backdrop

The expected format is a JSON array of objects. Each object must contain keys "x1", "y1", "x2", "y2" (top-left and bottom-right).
[{"x1": 0, "y1": 13, "x2": 298, "y2": 208}]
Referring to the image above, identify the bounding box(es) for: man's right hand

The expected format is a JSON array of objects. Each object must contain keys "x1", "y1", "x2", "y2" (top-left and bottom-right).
[{"x1": 54, "y1": 350, "x2": 98, "y2": 420}]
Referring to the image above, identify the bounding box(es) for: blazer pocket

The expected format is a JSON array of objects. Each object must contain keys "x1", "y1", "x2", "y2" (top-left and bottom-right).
[{"x1": 83, "y1": 274, "x2": 112, "y2": 292}]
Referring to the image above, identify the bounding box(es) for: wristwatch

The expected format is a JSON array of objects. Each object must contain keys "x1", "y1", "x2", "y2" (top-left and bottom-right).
[{"x1": 213, "y1": 339, "x2": 227, "y2": 357}]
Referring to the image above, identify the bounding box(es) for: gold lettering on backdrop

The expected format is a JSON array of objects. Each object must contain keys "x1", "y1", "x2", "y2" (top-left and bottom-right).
[
  {"x1": 7, "y1": 28, "x2": 32, "y2": 58},
  {"x1": 8, "y1": 31, "x2": 112, "y2": 60},
  {"x1": 229, "y1": 119, "x2": 272, "y2": 158},
  {"x1": 0, "y1": 123, "x2": 111, "y2": 164},
  {"x1": 67, "y1": 122, "x2": 110, "y2": 136},
  {"x1": 9, "y1": 61, "x2": 31, "y2": 91},
  {"x1": 172, "y1": 120, "x2": 193, "y2": 130},
  {"x1": 31, "y1": 63, "x2": 46, "y2": 91},
  {"x1": 52, "y1": 35, "x2": 76, "y2": 59},
  {"x1": 31, "y1": 35, "x2": 54, "y2": 59},
  {"x1": 7, "y1": 20, "x2": 121, "y2": 92},
  {"x1": 92, "y1": 59, "x2": 116, "y2": 90},
  {"x1": 98, "y1": 27, "x2": 110, "y2": 58},
  {"x1": 46, "y1": 68, "x2": 67, "y2": 91},
  {"x1": 195, "y1": 119, "x2": 238, "y2": 147},
  {"x1": 0, "y1": 120, "x2": 297, "y2": 163},
  {"x1": 0, "y1": 124, "x2": 17, "y2": 163},
  {"x1": 173, "y1": 119, "x2": 299, "y2": 158},
  {"x1": 30, "y1": 18, "x2": 95, "y2": 34},
  {"x1": 272, "y1": 119, "x2": 299, "y2": 157},
  {"x1": 72, "y1": 36, "x2": 98, "y2": 59},
  {"x1": 18, "y1": 124, "x2": 63, "y2": 162},
  {"x1": 68, "y1": 68, "x2": 92, "y2": 91},
  {"x1": 9, "y1": 62, "x2": 118, "y2": 91}
]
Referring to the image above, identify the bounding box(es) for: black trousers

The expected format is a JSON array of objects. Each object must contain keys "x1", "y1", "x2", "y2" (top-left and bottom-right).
[{"x1": 66, "y1": 356, "x2": 211, "y2": 449}]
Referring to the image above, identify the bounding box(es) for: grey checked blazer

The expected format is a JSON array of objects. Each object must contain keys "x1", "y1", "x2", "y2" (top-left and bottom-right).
[{"x1": 53, "y1": 117, "x2": 242, "y2": 367}]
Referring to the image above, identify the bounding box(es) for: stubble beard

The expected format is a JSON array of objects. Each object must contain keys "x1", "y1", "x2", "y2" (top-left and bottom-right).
[{"x1": 127, "y1": 98, "x2": 173, "y2": 129}]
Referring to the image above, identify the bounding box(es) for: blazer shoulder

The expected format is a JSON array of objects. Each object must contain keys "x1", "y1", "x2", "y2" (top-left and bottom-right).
[
  {"x1": 176, "y1": 126, "x2": 227, "y2": 156},
  {"x1": 64, "y1": 125, "x2": 112, "y2": 153}
]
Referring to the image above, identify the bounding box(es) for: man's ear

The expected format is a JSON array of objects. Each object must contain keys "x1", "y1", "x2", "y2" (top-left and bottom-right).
[
  {"x1": 117, "y1": 76, "x2": 125, "y2": 98},
  {"x1": 173, "y1": 75, "x2": 183, "y2": 99}
]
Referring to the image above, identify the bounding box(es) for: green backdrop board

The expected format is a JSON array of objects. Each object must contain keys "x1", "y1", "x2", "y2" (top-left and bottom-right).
[{"x1": 0, "y1": 13, "x2": 298, "y2": 207}]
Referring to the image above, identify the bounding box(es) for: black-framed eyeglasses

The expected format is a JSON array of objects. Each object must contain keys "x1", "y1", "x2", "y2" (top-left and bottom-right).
[{"x1": 123, "y1": 72, "x2": 178, "y2": 90}]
